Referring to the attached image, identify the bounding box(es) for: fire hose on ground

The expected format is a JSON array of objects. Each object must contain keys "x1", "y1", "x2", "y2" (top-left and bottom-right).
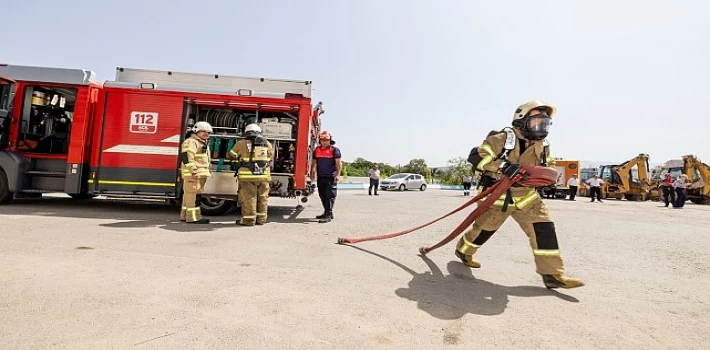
[{"x1": 336, "y1": 165, "x2": 559, "y2": 255}]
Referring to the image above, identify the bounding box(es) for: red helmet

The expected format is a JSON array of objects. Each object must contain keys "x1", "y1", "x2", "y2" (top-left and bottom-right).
[{"x1": 319, "y1": 130, "x2": 331, "y2": 140}]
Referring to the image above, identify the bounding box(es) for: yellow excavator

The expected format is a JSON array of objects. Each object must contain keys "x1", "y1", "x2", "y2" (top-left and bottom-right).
[
  {"x1": 579, "y1": 153, "x2": 655, "y2": 201},
  {"x1": 651, "y1": 155, "x2": 710, "y2": 204},
  {"x1": 683, "y1": 155, "x2": 710, "y2": 204}
]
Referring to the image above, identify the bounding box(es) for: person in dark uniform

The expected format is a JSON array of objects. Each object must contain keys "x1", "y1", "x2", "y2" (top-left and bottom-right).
[
  {"x1": 660, "y1": 173, "x2": 675, "y2": 207},
  {"x1": 309, "y1": 130, "x2": 342, "y2": 223}
]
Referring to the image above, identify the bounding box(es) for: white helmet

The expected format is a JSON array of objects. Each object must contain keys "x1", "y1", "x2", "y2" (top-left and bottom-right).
[
  {"x1": 513, "y1": 100, "x2": 556, "y2": 121},
  {"x1": 244, "y1": 123, "x2": 261, "y2": 134},
  {"x1": 192, "y1": 121, "x2": 213, "y2": 133}
]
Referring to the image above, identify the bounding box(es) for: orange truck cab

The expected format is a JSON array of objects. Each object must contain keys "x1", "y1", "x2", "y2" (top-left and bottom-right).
[{"x1": 539, "y1": 158, "x2": 581, "y2": 199}]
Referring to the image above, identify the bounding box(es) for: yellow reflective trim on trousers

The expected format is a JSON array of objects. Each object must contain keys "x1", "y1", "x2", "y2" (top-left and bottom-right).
[
  {"x1": 186, "y1": 207, "x2": 200, "y2": 221},
  {"x1": 458, "y1": 235, "x2": 480, "y2": 255},
  {"x1": 533, "y1": 249, "x2": 560, "y2": 256},
  {"x1": 241, "y1": 215, "x2": 257, "y2": 219},
  {"x1": 482, "y1": 188, "x2": 539, "y2": 209},
  {"x1": 256, "y1": 212, "x2": 267, "y2": 217}
]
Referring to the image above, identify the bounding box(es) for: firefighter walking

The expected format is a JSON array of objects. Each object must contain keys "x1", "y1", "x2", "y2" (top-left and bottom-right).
[
  {"x1": 180, "y1": 121, "x2": 213, "y2": 224},
  {"x1": 229, "y1": 124, "x2": 274, "y2": 226},
  {"x1": 459, "y1": 100, "x2": 584, "y2": 289}
]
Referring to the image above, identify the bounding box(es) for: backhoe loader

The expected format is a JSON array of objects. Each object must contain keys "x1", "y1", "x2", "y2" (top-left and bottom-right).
[
  {"x1": 651, "y1": 156, "x2": 710, "y2": 204},
  {"x1": 579, "y1": 153, "x2": 654, "y2": 201},
  {"x1": 682, "y1": 155, "x2": 710, "y2": 204}
]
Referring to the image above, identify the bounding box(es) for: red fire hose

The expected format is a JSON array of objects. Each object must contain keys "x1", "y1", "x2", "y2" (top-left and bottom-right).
[{"x1": 337, "y1": 165, "x2": 558, "y2": 255}]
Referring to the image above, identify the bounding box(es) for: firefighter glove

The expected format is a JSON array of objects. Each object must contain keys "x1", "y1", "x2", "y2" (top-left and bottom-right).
[{"x1": 501, "y1": 163, "x2": 521, "y2": 178}]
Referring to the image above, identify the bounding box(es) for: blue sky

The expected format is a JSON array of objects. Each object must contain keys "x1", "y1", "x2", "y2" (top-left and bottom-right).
[{"x1": 4, "y1": 0, "x2": 708, "y2": 167}]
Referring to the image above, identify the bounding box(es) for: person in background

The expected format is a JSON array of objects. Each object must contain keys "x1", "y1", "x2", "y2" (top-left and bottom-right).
[
  {"x1": 310, "y1": 130, "x2": 342, "y2": 223},
  {"x1": 368, "y1": 164, "x2": 380, "y2": 196},
  {"x1": 566, "y1": 174, "x2": 579, "y2": 201},
  {"x1": 462, "y1": 174, "x2": 473, "y2": 196},
  {"x1": 673, "y1": 174, "x2": 689, "y2": 208},
  {"x1": 660, "y1": 173, "x2": 675, "y2": 208},
  {"x1": 585, "y1": 174, "x2": 604, "y2": 202}
]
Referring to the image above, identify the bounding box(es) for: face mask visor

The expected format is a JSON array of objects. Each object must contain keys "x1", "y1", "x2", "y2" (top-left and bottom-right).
[{"x1": 524, "y1": 114, "x2": 552, "y2": 140}]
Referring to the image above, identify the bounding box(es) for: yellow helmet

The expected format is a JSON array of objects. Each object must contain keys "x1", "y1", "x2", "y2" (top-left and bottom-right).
[{"x1": 513, "y1": 100, "x2": 556, "y2": 121}]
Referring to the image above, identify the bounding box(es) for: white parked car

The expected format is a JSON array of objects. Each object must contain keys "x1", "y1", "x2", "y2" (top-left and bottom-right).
[{"x1": 379, "y1": 173, "x2": 427, "y2": 191}]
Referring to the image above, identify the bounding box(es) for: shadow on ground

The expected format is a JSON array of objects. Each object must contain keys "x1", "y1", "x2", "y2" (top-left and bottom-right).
[
  {"x1": 340, "y1": 244, "x2": 579, "y2": 320},
  {"x1": 0, "y1": 197, "x2": 316, "y2": 232}
]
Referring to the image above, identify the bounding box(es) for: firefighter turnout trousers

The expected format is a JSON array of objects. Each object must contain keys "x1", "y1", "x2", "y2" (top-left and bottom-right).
[
  {"x1": 238, "y1": 181, "x2": 270, "y2": 225},
  {"x1": 455, "y1": 190, "x2": 565, "y2": 275},
  {"x1": 181, "y1": 178, "x2": 208, "y2": 222}
]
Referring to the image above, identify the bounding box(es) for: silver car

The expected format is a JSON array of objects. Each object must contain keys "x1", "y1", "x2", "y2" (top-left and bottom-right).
[{"x1": 379, "y1": 173, "x2": 427, "y2": 191}]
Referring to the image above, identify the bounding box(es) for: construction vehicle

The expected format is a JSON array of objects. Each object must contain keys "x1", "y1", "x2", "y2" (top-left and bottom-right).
[
  {"x1": 655, "y1": 155, "x2": 710, "y2": 205},
  {"x1": 0, "y1": 64, "x2": 325, "y2": 215},
  {"x1": 578, "y1": 153, "x2": 654, "y2": 201},
  {"x1": 682, "y1": 155, "x2": 710, "y2": 204},
  {"x1": 539, "y1": 159, "x2": 580, "y2": 199}
]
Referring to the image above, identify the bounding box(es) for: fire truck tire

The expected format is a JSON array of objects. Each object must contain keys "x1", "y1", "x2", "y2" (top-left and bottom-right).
[
  {"x1": 200, "y1": 197, "x2": 236, "y2": 216},
  {"x1": 0, "y1": 169, "x2": 11, "y2": 204}
]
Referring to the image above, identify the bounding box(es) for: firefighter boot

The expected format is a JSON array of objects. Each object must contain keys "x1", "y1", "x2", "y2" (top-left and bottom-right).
[
  {"x1": 542, "y1": 274, "x2": 585, "y2": 289},
  {"x1": 316, "y1": 212, "x2": 334, "y2": 220},
  {"x1": 455, "y1": 237, "x2": 481, "y2": 268}
]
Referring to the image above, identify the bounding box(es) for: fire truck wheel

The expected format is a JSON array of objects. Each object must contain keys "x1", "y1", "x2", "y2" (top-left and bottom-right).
[
  {"x1": 0, "y1": 169, "x2": 11, "y2": 204},
  {"x1": 199, "y1": 197, "x2": 236, "y2": 216}
]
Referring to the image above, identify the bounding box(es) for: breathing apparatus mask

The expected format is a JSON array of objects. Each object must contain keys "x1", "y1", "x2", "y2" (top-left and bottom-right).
[{"x1": 514, "y1": 111, "x2": 552, "y2": 141}]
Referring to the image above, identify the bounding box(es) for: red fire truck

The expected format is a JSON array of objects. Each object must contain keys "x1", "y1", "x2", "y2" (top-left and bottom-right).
[{"x1": 0, "y1": 64, "x2": 324, "y2": 215}]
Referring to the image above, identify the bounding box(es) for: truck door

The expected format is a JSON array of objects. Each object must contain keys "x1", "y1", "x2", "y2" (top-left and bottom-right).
[
  {"x1": 94, "y1": 89, "x2": 185, "y2": 197},
  {"x1": 0, "y1": 76, "x2": 15, "y2": 150},
  {"x1": 555, "y1": 165, "x2": 565, "y2": 186}
]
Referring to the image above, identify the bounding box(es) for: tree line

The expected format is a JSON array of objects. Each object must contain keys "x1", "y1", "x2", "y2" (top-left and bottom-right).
[{"x1": 342, "y1": 156, "x2": 479, "y2": 185}]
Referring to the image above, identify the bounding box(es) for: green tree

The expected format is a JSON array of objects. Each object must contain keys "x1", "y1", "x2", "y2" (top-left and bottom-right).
[
  {"x1": 341, "y1": 158, "x2": 401, "y2": 178},
  {"x1": 401, "y1": 158, "x2": 428, "y2": 176},
  {"x1": 434, "y1": 157, "x2": 476, "y2": 185}
]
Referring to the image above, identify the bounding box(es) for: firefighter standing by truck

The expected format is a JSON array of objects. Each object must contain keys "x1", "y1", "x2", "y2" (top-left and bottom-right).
[
  {"x1": 229, "y1": 124, "x2": 274, "y2": 226},
  {"x1": 459, "y1": 100, "x2": 584, "y2": 289},
  {"x1": 180, "y1": 121, "x2": 213, "y2": 224}
]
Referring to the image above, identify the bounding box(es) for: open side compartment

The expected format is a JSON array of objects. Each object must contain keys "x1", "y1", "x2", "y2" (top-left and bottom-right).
[{"x1": 184, "y1": 102, "x2": 299, "y2": 200}]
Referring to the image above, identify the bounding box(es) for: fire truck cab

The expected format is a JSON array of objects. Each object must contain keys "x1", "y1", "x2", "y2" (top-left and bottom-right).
[
  {"x1": 0, "y1": 65, "x2": 101, "y2": 204},
  {"x1": 0, "y1": 64, "x2": 324, "y2": 215}
]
